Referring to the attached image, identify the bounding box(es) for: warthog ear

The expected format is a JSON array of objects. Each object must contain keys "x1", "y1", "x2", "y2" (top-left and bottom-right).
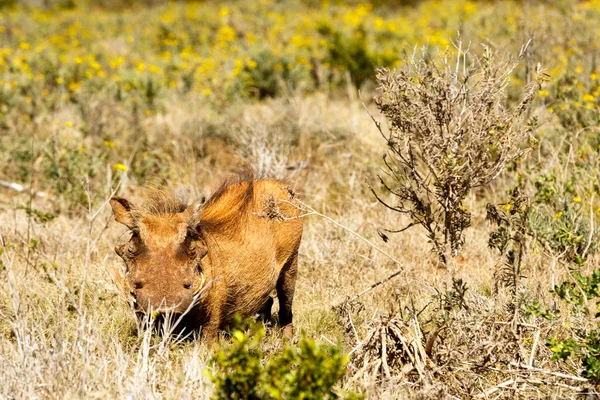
[{"x1": 110, "y1": 197, "x2": 136, "y2": 228}]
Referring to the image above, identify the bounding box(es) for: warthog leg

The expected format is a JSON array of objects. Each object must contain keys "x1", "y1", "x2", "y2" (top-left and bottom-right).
[
  {"x1": 277, "y1": 249, "x2": 298, "y2": 340},
  {"x1": 257, "y1": 296, "x2": 274, "y2": 325}
]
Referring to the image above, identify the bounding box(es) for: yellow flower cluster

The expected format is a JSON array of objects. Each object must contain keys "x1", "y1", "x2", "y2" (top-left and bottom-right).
[{"x1": 0, "y1": 0, "x2": 599, "y2": 112}]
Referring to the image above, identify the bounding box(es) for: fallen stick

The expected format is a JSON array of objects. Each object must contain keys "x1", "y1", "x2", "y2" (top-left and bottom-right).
[
  {"x1": 474, "y1": 379, "x2": 517, "y2": 398},
  {"x1": 476, "y1": 377, "x2": 585, "y2": 398},
  {"x1": 509, "y1": 362, "x2": 589, "y2": 382},
  {"x1": 0, "y1": 180, "x2": 46, "y2": 198},
  {"x1": 520, "y1": 377, "x2": 583, "y2": 392},
  {"x1": 528, "y1": 329, "x2": 541, "y2": 367}
]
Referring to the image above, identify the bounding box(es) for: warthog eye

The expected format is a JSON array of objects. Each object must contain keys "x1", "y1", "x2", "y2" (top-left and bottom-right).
[{"x1": 126, "y1": 248, "x2": 139, "y2": 258}]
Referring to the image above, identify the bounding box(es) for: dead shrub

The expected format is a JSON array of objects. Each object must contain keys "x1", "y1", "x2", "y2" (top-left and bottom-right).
[{"x1": 371, "y1": 43, "x2": 545, "y2": 268}]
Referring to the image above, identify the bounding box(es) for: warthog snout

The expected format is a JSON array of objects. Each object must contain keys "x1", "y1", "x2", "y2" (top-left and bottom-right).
[{"x1": 131, "y1": 286, "x2": 189, "y2": 314}]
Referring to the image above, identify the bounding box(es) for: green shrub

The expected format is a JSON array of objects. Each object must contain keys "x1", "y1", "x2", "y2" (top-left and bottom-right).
[
  {"x1": 546, "y1": 269, "x2": 600, "y2": 383},
  {"x1": 317, "y1": 23, "x2": 395, "y2": 88},
  {"x1": 529, "y1": 197, "x2": 597, "y2": 265},
  {"x1": 241, "y1": 49, "x2": 299, "y2": 99},
  {"x1": 0, "y1": 0, "x2": 16, "y2": 9},
  {"x1": 207, "y1": 317, "x2": 359, "y2": 400}
]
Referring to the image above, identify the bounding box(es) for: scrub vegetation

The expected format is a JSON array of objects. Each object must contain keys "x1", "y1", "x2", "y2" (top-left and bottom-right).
[{"x1": 3, "y1": 0, "x2": 600, "y2": 398}]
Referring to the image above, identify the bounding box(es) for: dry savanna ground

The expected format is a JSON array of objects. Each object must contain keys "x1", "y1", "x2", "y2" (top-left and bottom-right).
[{"x1": 2, "y1": 0, "x2": 600, "y2": 399}]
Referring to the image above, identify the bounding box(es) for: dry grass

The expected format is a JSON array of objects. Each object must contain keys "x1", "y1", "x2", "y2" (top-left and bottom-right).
[
  {"x1": 1, "y1": 89, "x2": 597, "y2": 398},
  {"x1": 2, "y1": 2, "x2": 600, "y2": 397}
]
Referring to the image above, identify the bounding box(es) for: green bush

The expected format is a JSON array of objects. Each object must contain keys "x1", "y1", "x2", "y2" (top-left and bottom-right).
[
  {"x1": 241, "y1": 49, "x2": 300, "y2": 99},
  {"x1": 529, "y1": 196, "x2": 597, "y2": 265},
  {"x1": 546, "y1": 269, "x2": 600, "y2": 383},
  {"x1": 207, "y1": 317, "x2": 359, "y2": 400},
  {"x1": 0, "y1": 0, "x2": 16, "y2": 9}
]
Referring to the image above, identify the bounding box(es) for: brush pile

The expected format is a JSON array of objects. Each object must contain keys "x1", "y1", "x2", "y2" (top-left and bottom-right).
[{"x1": 350, "y1": 314, "x2": 432, "y2": 384}]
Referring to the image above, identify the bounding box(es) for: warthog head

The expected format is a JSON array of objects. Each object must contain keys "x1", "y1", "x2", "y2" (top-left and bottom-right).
[{"x1": 110, "y1": 195, "x2": 207, "y2": 317}]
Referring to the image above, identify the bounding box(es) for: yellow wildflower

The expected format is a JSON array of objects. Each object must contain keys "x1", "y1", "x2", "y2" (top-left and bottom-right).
[
  {"x1": 68, "y1": 81, "x2": 82, "y2": 91},
  {"x1": 582, "y1": 94, "x2": 595, "y2": 102},
  {"x1": 148, "y1": 64, "x2": 161, "y2": 74},
  {"x1": 217, "y1": 25, "x2": 236, "y2": 44},
  {"x1": 112, "y1": 163, "x2": 128, "y2": 172}
]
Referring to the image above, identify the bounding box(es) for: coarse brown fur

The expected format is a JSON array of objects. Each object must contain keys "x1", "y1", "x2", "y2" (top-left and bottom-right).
[{"x1": 110, "y1": 174, "x2": 303, "y2": 341}]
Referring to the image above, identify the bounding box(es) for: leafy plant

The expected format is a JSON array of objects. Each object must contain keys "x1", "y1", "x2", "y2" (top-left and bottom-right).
[
  {"x1": 551, "y1": 269, "x2": 600, "y2": 314},
  {"x1": 241, "y1": 49, "x2": 299, "y2": 99},
  {"x1": 529, "y1": 197, "x2": 597, "y2": 265},
  {"x1": 486, "y1": 187, "x2": 530, "y2": 295},
  {"x1": 547, "y1": 326, "x2": 600, "y2": 383},
  {"x1": 319, "y1": 24, "x2": 374, "y2": 88},
  {"x1": 17, "y1": 206, "x2": 55, "y2": 224},
  {"x1": 546, "y1": 269, "x2": 600, "y2": 383},
  {"x1": 207, "y1": 316, "x2": 357, "y2": 400}
]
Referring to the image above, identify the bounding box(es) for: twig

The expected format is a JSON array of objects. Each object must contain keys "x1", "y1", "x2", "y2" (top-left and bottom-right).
[
  {"x1": 346, "y1": 270, "x2": 404, "y2": 304},
  {"x1": 474, "y1": 379, "x2": 517, "y2": 398},
  {"x1": 582, "y1": 193, "x2": 595, "y2": 260},
  {"x1": 320, "y1": 335, "x2": 335, "y2": 346},
  {"x1": 528, "y1": 329, "x2": 541, "y2": 367},
  {"x1": 509, "y1": 362, "x2": 589, "y2": 382},
  {"x1": 424, "y1": 326, "x2": 441, "y2": 357},
  {"x1": 476, "y1": 376, "x2": 585, "y2": 398},
  {"x1": 346, "y1": 308, "x2": 360, "y2": 344},
  {"x1": 381, "y1": 327, "x2": 391, "y2": 380},
  {"x1": 293, "y1": 199, "x2": 404, "y2": 268},
  {"x1": 520, "y1": 377, "x2": 583, "y2": 392},
  {"x1": 493, "y1": 321, "x2": 538, "y2": 329}
]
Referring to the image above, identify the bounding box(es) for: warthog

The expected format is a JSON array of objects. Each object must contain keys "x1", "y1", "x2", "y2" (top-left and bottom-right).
[{"x1": 109, "y1": 176, "x2": 303, "y2": 340}]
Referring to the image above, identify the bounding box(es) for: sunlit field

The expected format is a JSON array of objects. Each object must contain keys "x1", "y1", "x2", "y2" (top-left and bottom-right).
[{"x1": 3, "y1": 0, "x2": 600, "y2": 398}]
